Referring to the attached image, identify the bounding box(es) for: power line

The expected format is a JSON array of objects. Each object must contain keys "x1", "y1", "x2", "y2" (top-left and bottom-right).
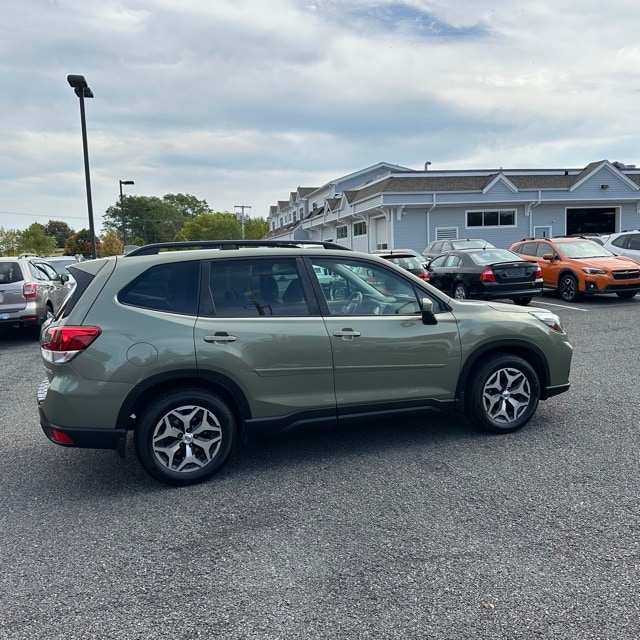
[{"x1": 0, "y1": 210, "x2": 89, "y2": 221}]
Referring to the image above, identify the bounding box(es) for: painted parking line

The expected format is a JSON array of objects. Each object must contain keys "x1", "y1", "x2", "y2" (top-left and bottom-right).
[{"x1": 535, "y1": 300, "x2": 589, "y2": 312}]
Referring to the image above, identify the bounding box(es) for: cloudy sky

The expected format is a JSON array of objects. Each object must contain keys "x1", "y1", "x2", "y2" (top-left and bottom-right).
[{"x1": 2, "y1": 0, "x2": 640, "y2": 233}]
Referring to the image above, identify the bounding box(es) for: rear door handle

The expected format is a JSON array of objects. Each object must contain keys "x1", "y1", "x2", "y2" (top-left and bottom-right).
[{"x1": 203, "y1": 333, "x2": 237, "y2": 344}]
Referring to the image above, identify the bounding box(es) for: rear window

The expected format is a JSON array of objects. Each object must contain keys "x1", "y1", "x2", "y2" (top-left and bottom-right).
[
  {"x1": 118, "y1": 261, "x2": 200, "y2": 315},
  {"x1": 467, "y1": 249, "x2": 522, "y2": 265},
  {"x1": 0, "y1": 261, "x2": 23, "y2": 284}
]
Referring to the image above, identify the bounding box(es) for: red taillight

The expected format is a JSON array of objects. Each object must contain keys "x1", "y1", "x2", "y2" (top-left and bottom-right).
[
  {"x1": 417, "y1": 272, "x2": 429, "y2": 280},
  {"x1": 41, "y1": 326, "x2": 101, "y2": 363},
  {"x1": 479, "y1": 268, "x2": 496, "y2": 282},
  {"x1": 50, "y1": 429, "x2": 74, "y2": 445},
  {"x1": 535, "y1": 265, "x2": 542, "y2": 278},
  {"x1": 23, "y1": 282, "x2": 38, "y2": 300}
]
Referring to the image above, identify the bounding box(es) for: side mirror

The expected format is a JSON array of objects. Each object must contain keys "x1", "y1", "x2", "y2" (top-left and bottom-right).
[
  {"x1": 60, "y1": 273, "x2": 70, "y2": 283},
  {"x1": 421, "y1": 297, "x2": 438, "y2": 325},
  {"x1": 542, "y1": 253, "x2": 556, "y2": 261}
]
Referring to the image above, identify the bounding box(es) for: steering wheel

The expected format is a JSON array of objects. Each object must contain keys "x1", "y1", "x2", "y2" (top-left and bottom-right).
[{"x1": 342, "y1": 291, "x2": 363, "y2": 314}]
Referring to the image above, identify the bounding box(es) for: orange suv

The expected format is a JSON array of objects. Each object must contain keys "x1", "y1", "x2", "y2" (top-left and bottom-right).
[{"x1": 509, "y1": 237, "x2": 640, "y2": 302}]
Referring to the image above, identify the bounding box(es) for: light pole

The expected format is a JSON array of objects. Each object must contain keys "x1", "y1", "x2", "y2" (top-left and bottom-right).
[
  {"x1": 234, "y1": 205, "x2": 251, "y2": 239},
  {"x1": 119, "y1": 180, "x2": 134, "y2": 246},
  {"x1": 67, "y1": 74, "x2": 97, "y2": 259}
]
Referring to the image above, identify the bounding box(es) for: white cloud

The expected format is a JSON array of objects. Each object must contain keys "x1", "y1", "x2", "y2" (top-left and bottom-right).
[{"x1": 2, "y1": 0, "x2": 640, "y2": 232}]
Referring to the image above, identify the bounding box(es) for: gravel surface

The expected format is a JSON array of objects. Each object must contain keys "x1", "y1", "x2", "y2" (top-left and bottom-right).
[{"x1": 0, "y1": 293, "x2": 638, "y2": 639}]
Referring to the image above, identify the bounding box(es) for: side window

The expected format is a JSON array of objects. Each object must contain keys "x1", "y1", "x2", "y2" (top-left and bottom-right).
[
  {"x1": 311, "y1": 257, "x2": 429, "y2": 316},
  {"x1": 428, "y1": 255, "x2": 447, "y2": 268},
  {"x1": 627, "y1": 234, "x2": 640, "y2": 250},
  {"x1": 535, "y1": 243, "x2": 551, "y2": 257},
  {"x1": 118, "y1": 261, "x2": 200, "y2": 315},
  {"x1": 611, "y1": 235, "x2": 626, "y2": 249},
  {"x1": 207, "y1": 258, "x2": 309, "y2": 317},
  {"x1": 445, "y1": 255, "x2": 462, "y2": 268},
  {"x1": 513, "y1": 242, "x2": 533, "y2": 256},
  {"x1": 441, "y1": 242, "x2": 452, "y2": 252},
  {"x1": 35, "y1": 263, "x2": 59, "y2": 281}
]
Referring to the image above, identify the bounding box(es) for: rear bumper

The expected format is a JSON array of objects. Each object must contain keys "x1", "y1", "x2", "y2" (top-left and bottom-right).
[{"x1": 38, "y1": 407, "x2": 127, "y2": 457}]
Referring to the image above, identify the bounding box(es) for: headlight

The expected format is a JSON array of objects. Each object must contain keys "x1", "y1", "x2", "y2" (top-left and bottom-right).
[
  {"x1": 530, "y1": 311, "x2": 565, "y2": 333},
  {"x1": 580, "y1": 267, "x2": 606, "y2": 275}
]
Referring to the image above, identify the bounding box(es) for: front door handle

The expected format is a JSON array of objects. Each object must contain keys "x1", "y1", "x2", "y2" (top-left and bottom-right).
[
  {"x1": 333, "y1": 329, "x2": 361, "y2": 340},
  {"x1": 203, "y1": 332, "x2": 237, "y2": 344}
]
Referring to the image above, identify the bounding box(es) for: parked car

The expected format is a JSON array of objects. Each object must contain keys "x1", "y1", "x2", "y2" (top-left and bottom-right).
[
  {"x1": 373, "y1": 251, "x2": 430, "y2": 281},
  {"x1": 372, "y1": 248, "x2": 428, "y2": 268},
  {"x1": 570, "y1": 233, "x2": 611, "y2": 246},
  {"x1": 0, "y1": 257, "x2": 71, "y2": 331},
  {"x1": 601, "y1": 230, "x2": 640, "y2": 262},
  {"x1": 37, "y1": 240, "x2": 572, "y2": 486},
  {"x1": 422, "y1": 239, "x2": 495, "y2": 262},
  {"x1": 427, "y1": 248, "x2": 542, "y2": 305},
  {"x1": 510, "y1": 237, "x2": 640, "y2": 301},
  {"x1": 41, "y1": 255, "x2": 84, "y2": 286}
]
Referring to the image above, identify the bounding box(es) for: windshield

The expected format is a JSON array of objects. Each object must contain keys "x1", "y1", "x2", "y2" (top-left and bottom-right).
[{"x1": 555, "y1": 240, "x2": 614, "y2": 259}]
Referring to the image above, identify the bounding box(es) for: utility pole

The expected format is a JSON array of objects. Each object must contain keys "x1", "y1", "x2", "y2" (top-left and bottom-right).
[{"x1": 234, "y1": 205, "x2": 251, "y2": 239}]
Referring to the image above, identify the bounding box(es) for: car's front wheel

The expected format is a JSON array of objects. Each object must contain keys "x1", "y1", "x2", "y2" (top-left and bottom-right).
[
  {"x1": 467, "y1": 353, "x2": 540, "y2": 433},
  {"x1": 134, "y1": 388, "x2": 237, "y2": 486},
  {"x1": 558, "y1": 273, "x2": 579, "y2": 302}
]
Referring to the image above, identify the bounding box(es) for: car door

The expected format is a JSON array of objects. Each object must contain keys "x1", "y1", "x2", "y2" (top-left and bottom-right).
[
  {"x1": 308, "y1": 256, "x2": 462, "y2": 412},
  {"x1": 194, "y1": 256, "x2": 336, "y2": 419}
]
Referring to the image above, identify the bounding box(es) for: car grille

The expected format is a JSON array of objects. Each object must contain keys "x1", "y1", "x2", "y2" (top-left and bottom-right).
[{"x1": 612, "y1": 269, "x2": 640, "y2": 280}]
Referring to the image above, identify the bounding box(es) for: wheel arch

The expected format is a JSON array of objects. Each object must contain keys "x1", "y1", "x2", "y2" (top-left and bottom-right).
[
  {"x1": 118, "y1": 369, "x2": 251, "y2": 435},
  {"x1": 455, "y1": 340, "x2": 551, "y2": 412},
  {"x1": 557, "y1": 268, "x2": 581, "y2": 290}
]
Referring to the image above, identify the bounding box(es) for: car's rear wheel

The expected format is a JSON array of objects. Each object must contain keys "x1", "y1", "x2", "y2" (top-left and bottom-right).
[
  {"x1": 453, "y1": 283, "x2": 468, "y2": 300},
  {"x1": 616, "y1": 291, "x2": 637, "y2": 299},
  {"x1": 467, "y1": 353, "x2": 540, "y2": 433},
  {"x1": 511, "y1": 296, "x2": 532, "y2": 306},
  {"x1": 558, "y1": 274, "x2": 579, "y2": 302},
  {"x1": 134, "y1": 388, "x2": 237, "y2": 486}
]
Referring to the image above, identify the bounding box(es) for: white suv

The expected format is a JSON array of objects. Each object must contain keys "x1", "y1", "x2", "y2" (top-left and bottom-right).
[{"x1": 602, "y1": 231, "x2": 640, "y2": 262}]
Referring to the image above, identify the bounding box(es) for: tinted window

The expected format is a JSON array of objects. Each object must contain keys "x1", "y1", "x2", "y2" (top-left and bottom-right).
[
  {"x1": 118, "y1": 261, "x2": 200, "y2": 315},
  {"x1": 0, "y1": 261, "x2": 23, "y2": 283},
  {"x1": 429, "y1": 255, "x2": 447, "y2": 268},
  {"x1": 207, "y1": 258, "x2": 309, "y2": 317}
]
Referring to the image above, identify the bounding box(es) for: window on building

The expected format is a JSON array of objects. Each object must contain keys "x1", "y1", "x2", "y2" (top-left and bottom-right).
[
  {"x1": 336, "y1": 226, "x2": 348, "y2": 239},
  {"x1": 354, "y1": 222, "x2": 367, "y2": 236},
  {"x1": 467, "y1": 210, "x2": 516, "y2": 227}
]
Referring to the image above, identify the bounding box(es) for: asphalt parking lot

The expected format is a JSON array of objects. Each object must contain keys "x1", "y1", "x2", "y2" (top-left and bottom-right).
[{"x1": 0, "y1": 292, "x2": 638, "y2": 640}]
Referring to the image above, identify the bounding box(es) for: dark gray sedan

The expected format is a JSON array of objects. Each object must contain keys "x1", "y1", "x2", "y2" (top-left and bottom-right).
[{"x1": 427, "y1": 248, "x2": 543, "y2": 305}]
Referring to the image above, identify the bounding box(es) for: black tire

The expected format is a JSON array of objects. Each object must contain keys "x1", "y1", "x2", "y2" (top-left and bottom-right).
[
  {"x1": 558, "y1": 273, "x2": 579, "y2": 302},
  {"x1": 466, "y1": 353, "x2": 540, "y2": 433},
  {"x1": 134, "y1": 388, "x2": 237, "y2": 486},
  {"x1": 616, "y1": 291, "x2": 637, "y2": 299},
  {"x1": 453, "y1": 283, "x2": 468, "y2": 300},
  {"x1": 511, "y1": 296, "x2": 532, "y2": 306}
]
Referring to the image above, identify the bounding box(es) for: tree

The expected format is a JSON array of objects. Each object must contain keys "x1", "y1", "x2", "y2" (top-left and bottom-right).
[
  {"x1": 162, "y1": 193, "x2": 211, "y2": 219},
  {"x1": 102, "y1": 195, "x2": 191, "y2": 245},
  {"x1": 0, "y1": 227, "x2": 22, "y2": 256},
  {"x1": 45, "y1": 220, "x2": 74, "y2": 249},
  {"x1": 243, "y1": 216, "x2": 270, "y2": 240},
  {"x1": 65, "y1": 228, "x2": 100, "y2": 257},
  {"x1": 17, "y1": 223, "x2": 56, "y2": 255},
  {"x1": 178, "y1": 212, "x2": 242, "y2": 240},
  {"x1": 99, "y1": 228, "x2": 123, "y2": 257}
]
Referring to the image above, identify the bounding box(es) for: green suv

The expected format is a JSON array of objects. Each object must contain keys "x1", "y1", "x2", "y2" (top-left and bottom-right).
[{"x1": 37, "y1": 241, "x2": 572, "y2": 486}]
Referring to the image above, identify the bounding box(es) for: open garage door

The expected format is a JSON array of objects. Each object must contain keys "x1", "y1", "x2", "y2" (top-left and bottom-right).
[{"x1": 566, "y1": 208, "x2": 616, "y2": 235}]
